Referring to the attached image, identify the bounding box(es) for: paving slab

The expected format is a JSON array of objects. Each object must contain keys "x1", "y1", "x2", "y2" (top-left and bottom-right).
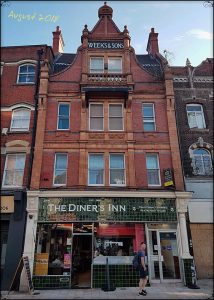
[{"x1": 1, "y1": 279, "x2": 213, "y2": 299}]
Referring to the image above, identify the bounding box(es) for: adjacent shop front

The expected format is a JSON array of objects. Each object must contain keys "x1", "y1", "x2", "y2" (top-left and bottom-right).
[{"x1": 21, "y1": 191, "x2": 193, "y2": 290}]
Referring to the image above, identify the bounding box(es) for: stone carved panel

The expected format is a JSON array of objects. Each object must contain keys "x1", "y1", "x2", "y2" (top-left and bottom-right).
[
  {"x1": 108, "y1": 133, "x2": 125, "y2": 139},
  {"x1": 176, "y1": 198, "x2": 189, "y2": 213},
  {"x1": 89, "y1": 133, "x2": 105, "y2": 139},
  {"x1": 27, "y1": 196, "x2": 39, "y2": 212}
]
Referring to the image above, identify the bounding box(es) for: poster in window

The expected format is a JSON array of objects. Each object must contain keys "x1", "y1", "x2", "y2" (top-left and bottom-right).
[
  {"x1": 34, "y1": 253, "x2": 49, "y2": 275},
  {"x1": 63, "y1": 253, "x2": 71, "y2": 269}
]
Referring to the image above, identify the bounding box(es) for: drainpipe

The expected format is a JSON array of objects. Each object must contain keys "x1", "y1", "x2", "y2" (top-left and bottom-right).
[{"x1": 27, "y1": 48, "x2": 44, "y2": 188}]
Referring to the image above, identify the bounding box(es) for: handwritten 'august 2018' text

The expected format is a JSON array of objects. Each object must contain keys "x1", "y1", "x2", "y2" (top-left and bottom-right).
[{"x1": 8, "y1": 10, "x2": 59, "y2": 23}]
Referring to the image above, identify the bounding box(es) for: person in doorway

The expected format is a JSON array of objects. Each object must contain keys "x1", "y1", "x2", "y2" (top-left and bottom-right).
[{"x1": 138, "y1": 242, "x2": 148, "y2": 296}]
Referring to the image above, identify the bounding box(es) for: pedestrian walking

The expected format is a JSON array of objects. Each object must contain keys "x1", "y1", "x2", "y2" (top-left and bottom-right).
[{"x1": 138, "y1": 242, "x2": 148, "y2": 296}]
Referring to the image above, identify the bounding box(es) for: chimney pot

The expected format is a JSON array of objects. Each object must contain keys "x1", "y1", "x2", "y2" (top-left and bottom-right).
[
  {"x1": 52, "y1": 26, "x2": 64, "y2": 55},
  {"x1": 146, "y1": 27, "x2": 159, "y2": 55}
]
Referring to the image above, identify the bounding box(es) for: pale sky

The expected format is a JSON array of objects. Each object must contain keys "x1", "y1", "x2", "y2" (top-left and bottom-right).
[{"x1": 1, "y1": 1, "x2": 213, "y2": 66}]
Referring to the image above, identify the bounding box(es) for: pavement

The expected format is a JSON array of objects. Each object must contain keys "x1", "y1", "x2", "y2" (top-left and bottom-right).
[{"x1": 1, "y1": 279, "x2": 213, "y2": 299}]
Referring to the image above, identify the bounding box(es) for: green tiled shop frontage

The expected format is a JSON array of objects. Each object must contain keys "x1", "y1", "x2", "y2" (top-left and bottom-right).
[
  {"x1": 33, "y1": 266, "x2": 148, "y2": 289},
  {"x1": 38, "y1": 197, "x2": 177, "y2": 223},
  {"x1": 33, "y1": 276, "x2": 70, "y2": 289},
  {"x1": 93, "y1": 265, "x2": 144, "y2": 288},
  {"x1": 183, "y1": 258, "x2": 194, "y2": 286}
]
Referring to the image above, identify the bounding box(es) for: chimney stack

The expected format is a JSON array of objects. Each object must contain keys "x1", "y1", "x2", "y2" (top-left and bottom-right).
[
  {"x1": 52, "y1": 26, "x2": 65, "y2": 55},
  {"x1": 146, "y1": 28, "x2": 159, "y2": 56}
]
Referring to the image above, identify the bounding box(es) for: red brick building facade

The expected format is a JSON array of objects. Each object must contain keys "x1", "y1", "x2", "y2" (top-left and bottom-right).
[
  {"x1": 1, "y1": 3, "x2": 194, "y2": 291},
  {"x1": 0, "y1": 45, "x2": 54, "y2": 290}
]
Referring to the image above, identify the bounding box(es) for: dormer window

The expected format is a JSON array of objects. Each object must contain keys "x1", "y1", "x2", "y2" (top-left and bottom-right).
[
  {"x1": 108, "y1": 58, "x2": 122, "y2": 73},
  {"x1": 89, "y1": 57, "x2": 122, "y2": 74},
  {"x1": 17, "y1": 64, "x2": 36, "y2": 84},
  {"x1": 90, "y1": 58, "x2": 104, "y2": 73}
]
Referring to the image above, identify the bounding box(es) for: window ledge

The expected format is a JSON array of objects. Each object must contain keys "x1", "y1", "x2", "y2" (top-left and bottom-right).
[
  {"x1": 9, "y1": 130, "x2": 30, "y2": 134},
  {"x1": 1, "y1": 186, "x2": 23, "y2": 189},
  {"x1": 189, "y1": 128, "x2": 209, "y2": 133},
  {"x1": 14, "y1": 83, "x2": 35, "y2": 86}
]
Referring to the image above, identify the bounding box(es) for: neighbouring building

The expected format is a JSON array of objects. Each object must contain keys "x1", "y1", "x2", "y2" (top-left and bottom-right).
[
  {"x1": 10, "y1": 2, "x2": 195, "y2": 291},
  {"x1": 0, "y1": 45, "x2": 54, "y2": 290},
  {"x1": 172, "y1": 58, "x2": 213, "y2": 279}
]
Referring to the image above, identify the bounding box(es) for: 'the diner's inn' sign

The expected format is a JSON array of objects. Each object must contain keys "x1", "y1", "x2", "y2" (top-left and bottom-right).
[
  {"x1": 88, "y1": 41, "x2": 124, "y2": 49},
  {"x1": 38, "y1": 197, "x2": 177, "y2": 222}
]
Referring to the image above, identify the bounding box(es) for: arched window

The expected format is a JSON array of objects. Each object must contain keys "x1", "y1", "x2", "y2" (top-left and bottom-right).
[
  {"x1": 192, "y1": 148, "x2": 213, "y2": 175},
  {"x1": 10, "y1": 108, "x2": 31, "y2": 131},
  {"x1": 186, "y1": 104, "x2": 206, "y2": 129},
  {"x1": 17, "y1": 64, "x2": 35, "y2": 83}
]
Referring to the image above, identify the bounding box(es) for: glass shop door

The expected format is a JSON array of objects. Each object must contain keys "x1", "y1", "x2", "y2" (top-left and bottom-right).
[{"x1": 148, "y1": 229, "x2": 181, "y2": 283}]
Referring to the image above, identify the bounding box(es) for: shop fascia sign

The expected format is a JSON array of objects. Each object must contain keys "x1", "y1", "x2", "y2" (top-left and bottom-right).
[
  {"x1": 46, "y1": 202, "x2": 174, "y2": 214},
  {"x1": 47, "y1": 203, "x2": 126, "y2": 213},
  {"x1": 1, "y1": 196, "x2": 14, "y2": 213},
  {"x1": 88, "y1": 40, "x2": 124, "y2": 49}
]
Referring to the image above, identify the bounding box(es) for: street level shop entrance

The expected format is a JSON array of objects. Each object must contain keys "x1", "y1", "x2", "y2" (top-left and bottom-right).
[
  {"x1": 28, "y1": 195, "x2": 191, "y2": 289},
  {"x1": 34, "y1": 223, "x2": 93, "y2": 289},
  {"x1": 146, "y1": 224, "x2": 182, "y2": 283}
]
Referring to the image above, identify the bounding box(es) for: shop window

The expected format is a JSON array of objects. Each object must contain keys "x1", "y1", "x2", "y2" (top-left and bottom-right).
[
  {"x1": 192, "y1": 148, "x2": 213, "y2": 175},
  {"x1": 53, "y1": 153, "x2": 68, "y2": 185},
  {"x1": 90, "y1": 57, "x2": 104, "y2": 73},
  {"x1": 186, "y1": 104, "x2": 206, "y2": 129},
  {"x1": 10, "y1": 108, "x2": 31, "y2": 131},
  {"x1": 57, "y1": 103, "x2": 70, "y2": 130},
  {"x1": 89, "y1": 103, "x2": 104, "y2": 131},
  {"x1": 142, "y1": 103, "x2": 156, "y2": 131},
  {"x1": 88, "y1": 154, "x2": 104, "y2": 185},
  {"x1": 109, "y1": 154, "x2": 125, "y2": 186},
  {"x1": 34, "y1": 224, "x2": 72, "y2": 276},
  {"x1": 93, "y1": 222, "x2": 136, "y2": 259},
  {"x1": 109, "y1": 104, "x2": 123, "y2": 131},
  {"x1": 17, "y1": 64, "x2": 35, "y2": 84},
  {"x1": 146, "y1": 154, "x2": 161, "y2": 186},
  {"x1": 108, "y1": 58, "x2": 122, "y2": 73},
  {"x1": 2, "y1": 153, "x2": 26, "y2": 187}
]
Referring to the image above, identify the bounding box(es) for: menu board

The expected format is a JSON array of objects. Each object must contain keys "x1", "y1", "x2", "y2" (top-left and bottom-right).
[
  {"x1": 23, "y1": 256, "x2": 34, "y2": 294},
  {"x1": 34, "y1": 253, "x2": 49, "y2": 275}
]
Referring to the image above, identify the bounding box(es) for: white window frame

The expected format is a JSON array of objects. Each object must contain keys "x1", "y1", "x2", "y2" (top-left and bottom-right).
[
  {"x1": 57, "y1": 103, "x2": 70, "y2": 130},
  {"x1": 142, "y1": 103, "x2": 156, "y2": 131},
  {"x1": 88, "y1": 153, "x2": 105, "y2": 186},
  {"x1": 108, "y1": 57, "x2": 122, "y2": 74},
  {"x1": 10, "y1": 108, "x2": 31, "y2": 132},
  {"x1": 109, "y1": 153, "x2": 126, "y2": 186},
  {"x1": 146, "y1": 153, "x2": 161, "y2": 186},
  {"x1": 53, "y1": 153, "x2": 68, "y2": 186},
  {"x1": 17, "y1": 64, "x2": 36, "y2": 84},
  {"x1": 89, "y1": 103, "x2": 104, "y2": 131},
  {"x1": 90, "y1": 57, "x2": 104, "y2": 74},
  {"x1": 108, "y1": 103, "x2": 124, "y2": 131},
  {"x1": 186, "y1": 104, "x2": 206, "y2": 129},
  {"x1": 192, "y1": 148, "x2": 213, "y2": 175},
  {"x1": 2, "y1": 153, "x2": 26, "y2": 188}
]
